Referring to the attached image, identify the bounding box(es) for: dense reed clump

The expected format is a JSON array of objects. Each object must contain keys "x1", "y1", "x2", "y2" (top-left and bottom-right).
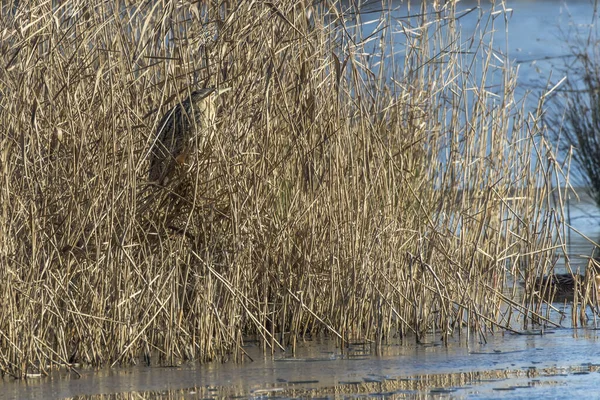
[{"x1": 0, "y1": 0, "x2": 590, "y2": 378}]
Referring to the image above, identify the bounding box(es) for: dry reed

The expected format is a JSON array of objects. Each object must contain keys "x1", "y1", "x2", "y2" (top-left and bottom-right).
[{"x1": 0, "y1": 0, "x2": 589, "y2": 378}]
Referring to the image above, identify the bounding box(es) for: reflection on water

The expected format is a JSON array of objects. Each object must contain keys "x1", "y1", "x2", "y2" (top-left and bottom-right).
[{"x1": 50, "y1": 365, "x2": 600, "y2": 399}]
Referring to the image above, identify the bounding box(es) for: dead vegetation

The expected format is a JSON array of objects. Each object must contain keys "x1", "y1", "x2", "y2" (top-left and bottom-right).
[{"x1": 0, "y1": 0, "x2": 594, "y2": 378}]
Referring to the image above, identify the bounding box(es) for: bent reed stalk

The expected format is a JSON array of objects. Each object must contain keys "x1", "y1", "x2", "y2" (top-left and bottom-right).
[{"x1": 0, "y1": 0, "x2": 589, "y2": 378}]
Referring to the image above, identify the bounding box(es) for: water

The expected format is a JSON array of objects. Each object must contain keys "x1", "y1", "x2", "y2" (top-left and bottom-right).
[
  {"x1": 358, "y1": 0, "x2": 598, "y2": 96},
  {"x1": 459, "y1": 0, "x2": 597, "y2": 92},
  {"x1": 3, "y1": 330, "x2": 600, "y2": 399}
]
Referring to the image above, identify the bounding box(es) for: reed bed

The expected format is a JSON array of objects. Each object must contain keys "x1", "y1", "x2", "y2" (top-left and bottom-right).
[{"x1": 0, "y1": 0, "x2": 589, "y2": 378}]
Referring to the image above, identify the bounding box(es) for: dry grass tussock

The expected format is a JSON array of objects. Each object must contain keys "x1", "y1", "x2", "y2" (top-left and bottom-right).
[{"x1": 0, "y1": 0, "x2": 593, "y2": 378}]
